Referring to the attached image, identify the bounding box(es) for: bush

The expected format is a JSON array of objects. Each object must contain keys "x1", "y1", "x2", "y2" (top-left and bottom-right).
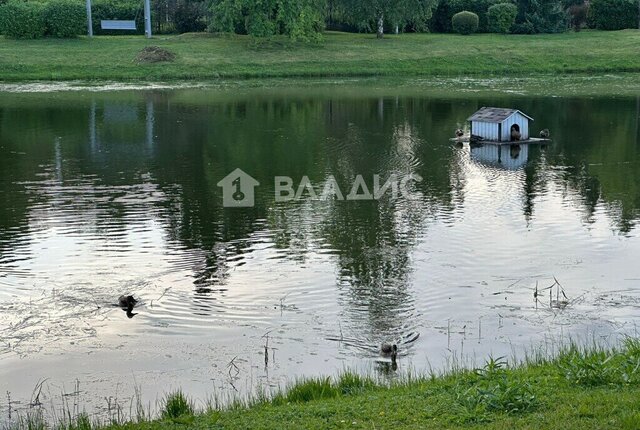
[
  {"x1": 588, "y1": 0, "x2": 638, "y2": 30},
  {"x1": 432, "y1": 0, "x2": 507, "y2": 32},
  {"x1": 488, "y1": 3, "x2": 517, "y2": 33},
  {"x1": 287, "y1": 5, "x2": 324, "y2": 42},
  {"x1": 44, "y1": 0, "x2": 86, "y2": 37},
  {"x1": 452, "y1": 10, "x2": 479, "y2": 35},
  {"x1": 210, "y1": 0, "x2": 324, "y2": 40},
  {"x1": 0, "y1": 0, "x2": 45, "y2": 39}
]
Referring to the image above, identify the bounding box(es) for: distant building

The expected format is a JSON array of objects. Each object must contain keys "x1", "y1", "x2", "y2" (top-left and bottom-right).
[{"x1": 468, "y1": 107, "x2": 533, "y2": 142}]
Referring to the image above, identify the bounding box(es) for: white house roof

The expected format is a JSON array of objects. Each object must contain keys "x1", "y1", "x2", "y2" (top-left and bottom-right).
[{"x1": 467, "y1": 107, "x2": 533, "y2": 123}]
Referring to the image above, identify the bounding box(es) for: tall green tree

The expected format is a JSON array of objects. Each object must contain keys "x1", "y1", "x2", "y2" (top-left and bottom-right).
[
  {"x1": 516, "y1": 0, "x2": 567, "y2": 32},
  {"x1": 209, "y1": 0, "x2": 325, "y2": 40},
  {"x1": 337, "y1": 0, "x2": 436, "y2": 38}
]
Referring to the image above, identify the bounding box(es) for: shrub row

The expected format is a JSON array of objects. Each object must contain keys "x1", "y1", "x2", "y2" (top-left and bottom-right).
[
  {"x1": 1, "y1": 0, "x2": 638, "y2": 39},
  {"x1": 0, "y1": 0, "x2": 155, "y2": 38},
  {"x1": 0, "y1": 0, "x2": 85, "y2": 38},
  {"x1": 451, "y1": 5, "x2": 517, "y2": 36},
  {"x1": 432, "y1": 0, "x2": 512, "y2": 33},
  {"x1": 439, "y1": 0, "x2": 639, "y2": 34}
]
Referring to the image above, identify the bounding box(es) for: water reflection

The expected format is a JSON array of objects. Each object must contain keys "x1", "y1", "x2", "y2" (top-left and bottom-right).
[
  {"x1": 469, "y1": 143, "x2": 529, "y2": 170},
  {"x1": 1, "y1": 87, "x2": 640, "y2": 420}
]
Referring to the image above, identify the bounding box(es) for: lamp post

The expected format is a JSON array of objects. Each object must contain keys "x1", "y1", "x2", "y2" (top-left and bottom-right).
[
  {"x1": 86, "y1": 0, "x2": 93, "y2": 37},
  {"x1": 144, "y1": 0, "x2": 152, "y2": 38}
]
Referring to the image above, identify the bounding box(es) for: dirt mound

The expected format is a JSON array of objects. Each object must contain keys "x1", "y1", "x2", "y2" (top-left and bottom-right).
[{"x1": 136, "y1": 46, "x2": 176, "y2": 64}]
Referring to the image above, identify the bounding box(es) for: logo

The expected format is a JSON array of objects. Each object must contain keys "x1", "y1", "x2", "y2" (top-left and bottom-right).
[
  {"x1": 218, "y1": 169, "x2": 423, "y2": 207},
  {"x1": 217, "y1": 168, "x2": 260, "y2": 207}
]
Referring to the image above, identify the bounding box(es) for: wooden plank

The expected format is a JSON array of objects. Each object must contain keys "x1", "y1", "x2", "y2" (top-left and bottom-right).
[{"x1": 101, "y1": 20, "x2": 136, "y2": 30}]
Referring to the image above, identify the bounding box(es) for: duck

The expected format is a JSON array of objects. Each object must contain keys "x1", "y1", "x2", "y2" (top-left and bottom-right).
[
  {"x1": 539, "y1": 129, "x2": 550, "y2": 139},
  {"x1": 455, "y1": 129, "x2": 464, "y2": 138},
  {"x1": 118, "y1": 295, "x2": 138, "y2": 319},
  {"x1": 118, "y1": 295, "x2": 137, "y2": 308},
  {"x1": 511, "y1": 128, "x2": 521, "y2": 141},
  {"x1": 380, "y1": 343, "x2": 398, "y2": 362},
  {"x1": 470, "y1": 134, "x2": 483, "y2": 144}
]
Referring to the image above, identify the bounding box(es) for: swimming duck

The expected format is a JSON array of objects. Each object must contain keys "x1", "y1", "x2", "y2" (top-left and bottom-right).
[
  {"x1": 380, "y1": 343, "x2": 398, "y2": 362},
  {"x1": 118, "y1": 295, "x2": 138, "y2": 319},
  {"x1": 539, "y1": 129, "x2": 550, "y2": 139},
  {"x1": 455, "y1": 129, "x2": 464, "y2": 138},
  {"x1": 118, "y1": 295, "x2": 137, "y2": 308}
]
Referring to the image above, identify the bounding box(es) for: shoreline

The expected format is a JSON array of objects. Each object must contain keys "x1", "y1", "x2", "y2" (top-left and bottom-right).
[
  {"x1": 1, "y1": 74, "x2": 640, "y2": 97},
  {"x1": 7, "y1": 339, "x2": 640, "y2": 430}
]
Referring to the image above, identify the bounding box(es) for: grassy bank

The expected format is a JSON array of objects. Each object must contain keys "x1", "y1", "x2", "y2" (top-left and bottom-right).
[
  {"x1": 12, "y1": 339, "x2": 640, "y2": 430},
  {"x1": 0, "y1": 30, "x2": 639, "y2": 81}
]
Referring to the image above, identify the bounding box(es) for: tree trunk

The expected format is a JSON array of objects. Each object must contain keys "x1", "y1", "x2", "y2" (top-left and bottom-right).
[
  {"x1": 377, "y1": 14, "x2": 384, "y2": 38},
  {"x1": 394, "y1": 25, "x2": 399, "y2": 34}
]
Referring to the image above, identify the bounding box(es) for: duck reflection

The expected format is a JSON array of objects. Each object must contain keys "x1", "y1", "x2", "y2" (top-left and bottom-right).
[{"x1": 470, "y1": 143, "x2": 529, "y2": 170}]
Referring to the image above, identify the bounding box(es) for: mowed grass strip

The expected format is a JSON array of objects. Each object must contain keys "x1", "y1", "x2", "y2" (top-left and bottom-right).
[{"x1": 0, "y1": 30, "x2": 639, "y2": 81}]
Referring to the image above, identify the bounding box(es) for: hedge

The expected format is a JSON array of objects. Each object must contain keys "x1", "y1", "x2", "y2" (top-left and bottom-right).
[
  {"x1": 0, "y1": 0, "x2": 45, "y2": 39},
  {"x1": 452, "y1": 10, "x2": 479, "y2": 35},
  {"x1": 588, "y1": 0, "x2": 639, "y2": 30},
  {"x1": 44, "y1": 0, "x2": 86, "y2": 37},
  {"x1": 487, "y1": 3, "x2": 517, "y2": 33}
]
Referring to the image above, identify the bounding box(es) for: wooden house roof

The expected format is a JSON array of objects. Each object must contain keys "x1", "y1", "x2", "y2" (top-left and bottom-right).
[{"x1": 467, "y1": 107, "x2": 533, "y2": 123}]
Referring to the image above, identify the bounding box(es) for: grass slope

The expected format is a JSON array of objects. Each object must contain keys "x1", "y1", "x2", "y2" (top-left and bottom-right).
[
  {"x1": 0, "y1": 30, "x2": 639, "y2": 81},
  {"x1": 13, "y1": 339, "x2": 640, "y2": 430}
]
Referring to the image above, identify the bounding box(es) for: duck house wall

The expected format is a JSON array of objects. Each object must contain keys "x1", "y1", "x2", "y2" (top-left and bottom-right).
[
  {"x1": 471, "y1": 121, "x2": 499, "y2": 140},
  {"x1": 501, "y1": 113, "x2": 530, "y2": 141}
]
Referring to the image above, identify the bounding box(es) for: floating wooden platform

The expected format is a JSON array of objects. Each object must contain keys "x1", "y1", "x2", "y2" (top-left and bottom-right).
[{"x1": 450, "y1": 136, "x2": 551, "y2": 145}]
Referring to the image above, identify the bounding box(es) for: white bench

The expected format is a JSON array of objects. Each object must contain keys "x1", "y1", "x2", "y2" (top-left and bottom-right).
[{"x1": 100, "y1": 20, "x2": 136, "y2": 30}]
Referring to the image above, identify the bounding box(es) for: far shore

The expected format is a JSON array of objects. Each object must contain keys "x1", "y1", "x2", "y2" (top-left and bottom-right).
[{"x1": 0, "y1": 30, "x2": 639, "y2": 82}]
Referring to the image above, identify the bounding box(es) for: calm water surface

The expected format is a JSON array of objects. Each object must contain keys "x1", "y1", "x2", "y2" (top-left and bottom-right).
[{"x1": 1, "y1": 83, "x2": 640, "y2": 420}]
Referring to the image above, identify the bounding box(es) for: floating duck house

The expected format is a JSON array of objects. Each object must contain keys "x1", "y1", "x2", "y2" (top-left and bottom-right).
[{"x1": 468, "y1": 107, "x2": 533, "y2": 142}]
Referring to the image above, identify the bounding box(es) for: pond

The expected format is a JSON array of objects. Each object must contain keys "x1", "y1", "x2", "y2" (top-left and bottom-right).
[{"x1": 1, "y1": 79, "x2": 640, "y2": 422}]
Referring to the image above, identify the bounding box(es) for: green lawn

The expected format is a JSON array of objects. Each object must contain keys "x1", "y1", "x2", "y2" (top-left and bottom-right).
[{"x1": 0, "y1": 30, "x2": 639, "y2": 81}]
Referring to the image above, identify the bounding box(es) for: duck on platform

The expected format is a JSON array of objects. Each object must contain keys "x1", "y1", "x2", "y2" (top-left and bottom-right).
[
  {"x1": 470, "y1": 134, "x2": 483, "y2": 144},
  {"x1": 539, "y1": 129, "x2": 550, "y2": 139},
  {"x1": 455, "y1": 129, "x2": 464, "y2": 138}
]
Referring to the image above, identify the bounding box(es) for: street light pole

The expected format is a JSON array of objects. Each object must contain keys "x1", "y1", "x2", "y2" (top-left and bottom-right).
[
  {"x1": 144, "y1": 0, "x2": 152, "y2": 38},
  {"x1": 86, "y1": 0, "x2": 93, "y2": 37}
]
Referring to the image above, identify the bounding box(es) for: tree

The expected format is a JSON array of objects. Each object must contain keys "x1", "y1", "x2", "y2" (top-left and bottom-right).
[
  {"x1": 516, "y1": 0, "x2": 567, "y2": 33},
  {"x1": 588, "y1": 0, "x2": 639, "y2": 30},
  {"x1": 336, "y1": 0, "x2": 436, "y2": 38},
  {"x1": 209, "y1": 0, "x2": 325, "y2": 40}
]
